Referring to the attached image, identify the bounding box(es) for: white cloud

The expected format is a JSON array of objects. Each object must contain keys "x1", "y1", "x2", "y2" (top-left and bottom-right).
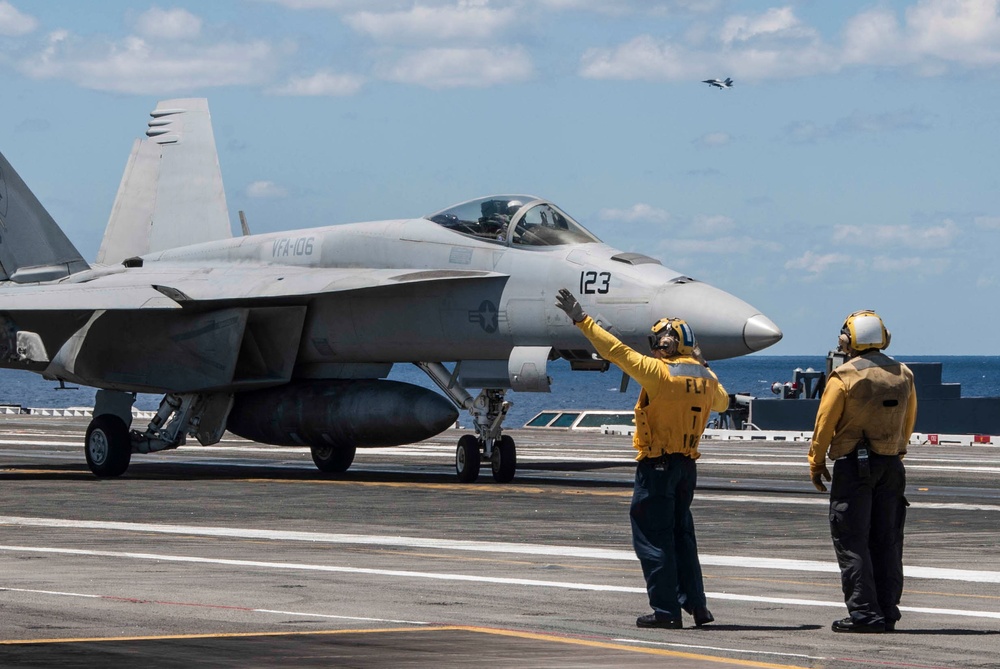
[
  {"x1": 784, "y1": 250, "x2": 852, "y2": 275},
  {"x1": 133, "y1": 7, "x2": 202, "y2": 40},
  {"x1": 580, "y1": 30, "x2": 835, "y2": 81},
  {"x1": 269, "y1": 70, "x2": 364, "y2": 96},
  {"x1": 693, "y1": 214, "x2": 734, "y2": 233},
  {"x1": 785, "y1": 249, "x2": 950, "y2": 279},
  {"x1": 666, "y1": 236, "x2": 781, "y2": 254},
  {"x1": 18, "y1": 26, "x2": 278, "y2": 94},
  {"x1": 833, "y1": 219, "x2": 959, "y2": 250},
  {"x1": 580, "y1": 35, "x2": 693, "y2": 81},
  {"x1": 783, "y1": 109, "x2": 932, "y2": 143},
  {"x1": 842, "y1": 8, "x2": 906, "y2": 66},
  {"x1": 842, "y1": 0, "x2": 1000, "y2": 71},
  {"x1": 975, "y1": 215, "x2": 1000, "y2": 229},
  {"x1": 870, "y1": 255, "x2": 950, "y2": 275},
  {"x1": 260, "y1": 0, "x2": 402, "y2": 9},
  {"x1": 246, "y1": 181, "x2": 289, "y2": 198},
  {"x1": 719, "y1": 6, "x2": 818, "y2": 45},
  {"x1": 695, "y1": 131, "x2": 731, "y2": 147},
  {"x1": 536, "y1": 0, "x2": 726, "y2": 17},
  {"x1": 598, "y1": 203, "x2": 670, "y2": 223},
  {"x1": 904, "y1": 0, "x2": 1000, "y2": 65},
  {"x1": 377, "y1": 46, "x2": 533, "y2": 88},
  {"x1": 580, "y1": 0, "x2": 1000, "y2": 82},
  {"x1": 867, "y1": 256, "x2": 922, "y2": 272},
  {"x1": 345, "y1": 1, "x2": 516, "y2": 43},
  {"x1": 0, "y1": 0, "x2": 37, "y2": 36}
]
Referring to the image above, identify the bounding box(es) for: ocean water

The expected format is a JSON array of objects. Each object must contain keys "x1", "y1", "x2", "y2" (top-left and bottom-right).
[{"x1": 2, "y1": 356, "x2": 997, "y2": 429}]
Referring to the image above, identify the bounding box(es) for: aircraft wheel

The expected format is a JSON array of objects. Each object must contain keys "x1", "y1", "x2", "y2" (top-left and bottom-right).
[
  {"x1": 85, "y1": 415, "x2": 131, "y2": 478},
  {"x1": 455, "y1": 435, "x2": 481, "y2": 483},
  {"x1": 311, "y1": 444, "x2": 356, "y2": 473},
  {"x1": 491, "y1": 434, "x2": 516, "y2": 483}
]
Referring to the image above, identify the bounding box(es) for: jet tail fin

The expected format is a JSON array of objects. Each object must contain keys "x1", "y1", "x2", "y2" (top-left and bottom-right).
[
  {"x1": 0, "y1": 150, "x2": 90, "y2": 283},
  {"x1": 96, "y1": 98, "x2": 232, "y2": 265}
]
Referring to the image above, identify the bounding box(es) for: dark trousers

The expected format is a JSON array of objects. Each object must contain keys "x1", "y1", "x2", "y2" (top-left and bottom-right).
[
  {"x1": 829, "y1": 451, "x2": 907, "y2": 625},
  {"x1": 630, "y1": 453, "x2": 705, "y2": 618}
]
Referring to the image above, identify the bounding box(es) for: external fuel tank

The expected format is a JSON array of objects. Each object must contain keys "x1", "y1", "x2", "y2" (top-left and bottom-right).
[{"x1": 227, "y1": 379, "x2": 459, "y2": 448}]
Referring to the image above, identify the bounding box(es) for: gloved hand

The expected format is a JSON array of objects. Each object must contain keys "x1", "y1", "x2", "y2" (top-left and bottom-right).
[
  {"x1": 810, "y1": 463, "x2": 831, "y2": 492},
  {"x1": 555, "y1": 288, "x2": 586, "y2": 323}
]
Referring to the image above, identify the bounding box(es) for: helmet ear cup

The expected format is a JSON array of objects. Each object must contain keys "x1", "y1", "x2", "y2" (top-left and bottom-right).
[{"x1": 838, "y1": 333, "x2": 851, "y2": 353}]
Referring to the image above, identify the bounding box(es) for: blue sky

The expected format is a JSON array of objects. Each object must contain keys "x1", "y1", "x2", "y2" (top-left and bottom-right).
[{"x1": 1, "y1": 0, "x2": 998, "y2": 355}]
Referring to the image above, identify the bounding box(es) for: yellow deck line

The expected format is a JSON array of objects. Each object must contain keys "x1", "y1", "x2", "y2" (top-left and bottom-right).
[
  {"x1": 0, "y1": 624, "x2": 810, "y2": 668},
  {"x1": 454, "y1": 626, "x2": 811, "y2": 669}
]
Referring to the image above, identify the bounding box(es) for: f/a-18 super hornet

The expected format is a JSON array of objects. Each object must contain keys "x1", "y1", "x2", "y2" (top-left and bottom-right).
[
  {"x1": 0, "y1": 99, "x2": 781, "y2": 483},
  {"x1": 703, "y1": 77, "x2": 734, "y2": 89}
]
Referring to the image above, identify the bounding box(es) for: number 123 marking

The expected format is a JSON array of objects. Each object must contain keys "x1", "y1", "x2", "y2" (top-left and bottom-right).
[{"x1": 580, "y1": 271, "x2": 611, "y2": 294}]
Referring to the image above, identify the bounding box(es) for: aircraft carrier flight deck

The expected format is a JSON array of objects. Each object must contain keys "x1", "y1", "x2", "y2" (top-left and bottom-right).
[{"x1": 2, "y1": 414, "x2": 999, "y2": 669}]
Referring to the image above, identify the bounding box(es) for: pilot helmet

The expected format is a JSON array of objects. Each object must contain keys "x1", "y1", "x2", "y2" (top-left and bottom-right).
[
  {"x1": 838, "y1": 310, "x2": 890, "y2": 353},
  {"x1": 648, "y1": 317, "x2": 696, "y2": 356},
  {"x1": 506, "y1": 200, "x2": 523, "y2": 215}
]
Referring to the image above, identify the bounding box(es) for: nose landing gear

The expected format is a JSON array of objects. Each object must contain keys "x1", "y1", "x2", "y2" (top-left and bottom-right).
[
  {"x1": 450, "y1": 388, "x2": 515, "y2": 483},
  {"x1": 417, "y1": 363, "x2": 518, "y2": 484}
]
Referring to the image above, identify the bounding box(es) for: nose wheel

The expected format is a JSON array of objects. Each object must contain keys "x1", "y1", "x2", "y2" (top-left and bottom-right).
[
  {"x1": 414, "y1": 365, "x2": 517, "y2": 484},
  {"x1": 455, "y1": 433, "x2": 517, "y2": 483},
  {"x1": 491, "y1": 435, "x2": 516, "y2": 483},
  {"x1": 456, "y1": 434, "x2": 481, "y2": 482}
]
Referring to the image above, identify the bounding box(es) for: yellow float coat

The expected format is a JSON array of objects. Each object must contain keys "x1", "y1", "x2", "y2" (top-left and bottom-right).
[{"x1": 576, "y1": 316, "x2": 729, "y2": 460}]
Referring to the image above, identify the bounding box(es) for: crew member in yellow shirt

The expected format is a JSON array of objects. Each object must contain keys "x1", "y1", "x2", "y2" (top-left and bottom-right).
[
  {"x1": 555, "y1": 288, "x2": 729, "y2": 629},
  {"x1": 809, "y1": 310, "x2": 917, "y2": 633}
]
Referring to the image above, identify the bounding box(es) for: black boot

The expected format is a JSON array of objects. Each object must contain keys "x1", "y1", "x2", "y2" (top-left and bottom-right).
[
  {"x1": 636, "y1": 613, "x2": 682, "y2": 629},
  {"x1": 692, "y1": 607, "x2": 714, "y2": 627},
  {"x1": 832, "y1": 617, "x2": 885, "y2": 633}
]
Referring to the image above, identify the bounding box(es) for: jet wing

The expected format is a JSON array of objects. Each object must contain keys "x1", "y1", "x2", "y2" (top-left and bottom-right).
[{"x1": 0, "y1": 266, "x2": 508, "y2": 311}]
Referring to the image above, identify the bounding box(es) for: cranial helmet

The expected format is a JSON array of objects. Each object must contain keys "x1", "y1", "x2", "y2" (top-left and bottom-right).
[
  {"x1": 649, "y1": 317, "x2": 696, "y2": 356},
  {"x1": 839, "y1": 310, "x2": 890, "y2": 352}
]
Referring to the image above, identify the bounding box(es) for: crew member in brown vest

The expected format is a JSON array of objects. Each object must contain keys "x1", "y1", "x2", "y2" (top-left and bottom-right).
[{"x1": 809, "y1": 310, "x2": 917, "y2": 633}]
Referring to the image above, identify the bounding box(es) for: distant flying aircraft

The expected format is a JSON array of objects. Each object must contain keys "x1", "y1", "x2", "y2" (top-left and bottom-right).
[
  {"x1": 0, "y1": 99, "x2": 781, "y2": 483},
  {"x1": 703, "y1": 77, "x2": 734, "y2": 89}
]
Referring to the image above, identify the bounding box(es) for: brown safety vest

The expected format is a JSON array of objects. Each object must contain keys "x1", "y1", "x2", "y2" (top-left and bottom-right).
[{"x1": 827, "y1": 352, "x2": 915, "y2": 459}]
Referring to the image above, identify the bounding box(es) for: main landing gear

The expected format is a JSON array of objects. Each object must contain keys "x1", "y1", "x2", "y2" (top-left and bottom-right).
[
  {"x1": 416, "y1": 363, "x2": 517, "y2": 484},
  {"x1": 85, "y1": 414, "x2": 131, "y2": 478},
  {"x1": 310, "y1": 444, "x2": 356, "y2": 473},
  {"x1": 82, "y1": 389, "x2": 232, "y2": 478}
]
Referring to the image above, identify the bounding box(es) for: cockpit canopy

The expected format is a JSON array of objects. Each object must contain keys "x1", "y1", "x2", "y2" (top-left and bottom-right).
[{"x1": 425, "y1": 195, "x2": 601, "y2": 247}]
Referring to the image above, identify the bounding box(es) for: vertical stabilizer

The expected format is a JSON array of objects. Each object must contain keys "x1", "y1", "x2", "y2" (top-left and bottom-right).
[
  {"x1": 0, "y1": 150, "x2": 90, "y2": 283},
  {"x1": 96, "y1": 98, "x2": 232, "y2": 265}
]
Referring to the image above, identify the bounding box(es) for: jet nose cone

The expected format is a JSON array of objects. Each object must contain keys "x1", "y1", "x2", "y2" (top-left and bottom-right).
[
  {"x1": 653, "y1": 280, "x2": 781, "y2": 359},
  {"x1": 744, "y1": 314, "x2": 783, "y2": 352}
]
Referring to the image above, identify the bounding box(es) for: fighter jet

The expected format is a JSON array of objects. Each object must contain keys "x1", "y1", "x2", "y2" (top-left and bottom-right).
[
  {"x1": 0, "y1": 99, "x2": 781, "y2": 483},
  {"x1": 703, "y1": 77, "x2": 734, "y2": 89}
]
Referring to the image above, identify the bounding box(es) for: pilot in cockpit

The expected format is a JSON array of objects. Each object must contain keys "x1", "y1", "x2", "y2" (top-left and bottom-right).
[
  {"x1": 495, "y1": 200, "x2": 522, "y2": 240},
  {"x1": 479, "y1": 199, "x2": 522, "y2": 241}
]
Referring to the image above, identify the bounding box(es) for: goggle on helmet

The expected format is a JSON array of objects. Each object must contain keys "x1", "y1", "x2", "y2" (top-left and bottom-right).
[
  {"x1": 648, "y1": 317, "x2": 696, "y2": 356},
  {"x1": 840, "y1": 310, "x2": 890, "y2": 352}
]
